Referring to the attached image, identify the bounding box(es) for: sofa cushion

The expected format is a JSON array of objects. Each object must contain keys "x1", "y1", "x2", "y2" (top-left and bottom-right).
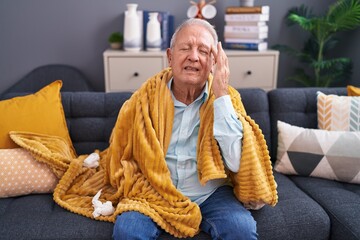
[
  {"x1": 251, "y1": 172, "x2": 330, "y2": 240},
  {"x1": 238, "y1": 88, "x2": 272, "y2": 153},
  {"x1": 0, "y1": 194, "x2": 114, "y2": 239},
  {"x1": 275, "y1": 120, "x2": 360, "y2": 184},
  {"x1": 0, "y1": 81, "x2": 75, "y2": 156},
  {"x1": 290, "y1": 176, "x2": 360, "y2": 240},
  {"x1": 317, "y1": 91, "x2": 360, "y2": 131},
  {"x1": 0, "y1": 148, "x2": 58, "y2": 198},
  {"x1": 347, "y1": 85, "x2": 360, "y2": 96}
]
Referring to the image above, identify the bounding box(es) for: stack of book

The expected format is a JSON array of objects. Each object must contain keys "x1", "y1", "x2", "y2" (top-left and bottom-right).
[{"x1": 223, "y1": 5, "x2": 270, "y2": 51}]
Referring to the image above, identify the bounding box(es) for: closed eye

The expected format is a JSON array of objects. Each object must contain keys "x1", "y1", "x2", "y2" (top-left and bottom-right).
[{"x1": 199, "y1": 50, "x2": 209, "y2": 55}]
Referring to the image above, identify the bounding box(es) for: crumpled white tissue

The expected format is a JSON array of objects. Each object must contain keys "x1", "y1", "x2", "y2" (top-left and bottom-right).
[
  {"x1": 92, "y1": 189, "x2": 115, "y2": 218},
  {"x1": 244, "y1": 201, "x2": 265, "y2": 210},
  {"x1": 83, "y1": 152, "x2": 100, "y2": 168}
]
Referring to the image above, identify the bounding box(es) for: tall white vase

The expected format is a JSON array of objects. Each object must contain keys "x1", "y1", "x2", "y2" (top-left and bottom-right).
[
  {"x1": 124, "y1": 3, "x2": 142, "y2": 52},
  {"x1": 146, "y1": 12, "x2": 162, "y2": 51}
]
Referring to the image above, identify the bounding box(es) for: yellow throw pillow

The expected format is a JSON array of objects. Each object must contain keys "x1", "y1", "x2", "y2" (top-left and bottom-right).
[
  {"x1": 0, "y1": 80, "x2": 76, "y2": 157},
  {"x1": 347, "y1": 85, "x2": 360, "y2": 96}
]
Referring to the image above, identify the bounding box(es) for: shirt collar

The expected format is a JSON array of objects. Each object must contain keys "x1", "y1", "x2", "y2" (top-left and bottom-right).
[{"x1": 167, "y1": 78, "x2": 209, "y2": 105}]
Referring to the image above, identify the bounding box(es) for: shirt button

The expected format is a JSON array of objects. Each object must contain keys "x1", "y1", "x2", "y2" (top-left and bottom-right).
[{"x1": 178, "y1": 163, "x2": 185, "y2": 169}]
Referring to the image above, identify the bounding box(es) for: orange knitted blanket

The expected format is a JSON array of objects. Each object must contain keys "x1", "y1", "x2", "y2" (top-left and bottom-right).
[{"x1": 10, "y1": 68, "x2": 277, "y2": 238}]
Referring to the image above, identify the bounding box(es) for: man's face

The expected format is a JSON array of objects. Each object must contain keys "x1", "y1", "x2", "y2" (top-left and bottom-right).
[{"x1": 167, "y1": 24, "x2": 215, "y2": 87}]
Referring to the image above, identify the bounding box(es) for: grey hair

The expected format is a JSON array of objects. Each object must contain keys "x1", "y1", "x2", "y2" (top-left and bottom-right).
[{"x1": 169, "y1": 18, "x2": 218, "y2": 49}]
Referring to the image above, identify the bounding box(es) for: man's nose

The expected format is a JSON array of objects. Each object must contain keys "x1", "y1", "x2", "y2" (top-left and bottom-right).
[{"x1": 187, "y1": 49, "x2": 199, "y2": 62}]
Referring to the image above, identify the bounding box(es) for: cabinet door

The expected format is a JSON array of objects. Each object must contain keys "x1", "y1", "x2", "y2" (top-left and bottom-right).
[
  {"x1": 106, "y1": 56, "x2": 163, "y2": 92},
  {"x1": 228, "y1": 55, "x2": 277, "y2": 90}
]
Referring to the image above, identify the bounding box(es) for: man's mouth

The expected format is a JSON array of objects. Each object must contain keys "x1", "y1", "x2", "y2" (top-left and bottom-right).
[{"x1": 184, "y1": 66, "x2": 199, "y2": 72}]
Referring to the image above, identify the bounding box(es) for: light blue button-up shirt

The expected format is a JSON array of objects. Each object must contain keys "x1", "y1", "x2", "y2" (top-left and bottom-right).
[{"x1": 166, "y1": 79, "x2": 243, "y2": 205}]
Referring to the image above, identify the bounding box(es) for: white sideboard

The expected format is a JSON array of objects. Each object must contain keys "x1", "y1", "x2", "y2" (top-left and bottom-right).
[{"x1": 103, "y1": 49, "x2": 279, "y2": 92}]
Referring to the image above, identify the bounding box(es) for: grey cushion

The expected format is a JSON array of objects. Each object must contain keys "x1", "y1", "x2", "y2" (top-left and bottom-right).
[
  {"x1": 252, "y1": 172, "x2": 330, "y2": 240},
  {"x1": 0, "y1": 194, "x2": 113, "y2": 240},
  {"x1": 238, "y1": 88, "x2": 272, "y2": 153},
  {"x1": 290, "y1": 176, "x2": 360, "y2": 240}
]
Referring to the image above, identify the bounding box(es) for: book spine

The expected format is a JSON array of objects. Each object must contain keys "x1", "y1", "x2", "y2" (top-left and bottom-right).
[
  {"x1": 226, "y1": 6, "x2": 269, "y2": 14},
  {"x1": 167, "y1": 15, "x2": 175, "y2": 49},
  {"x1": 224, "y1": 25, "x2": 268, "y2": 33},
  {"x1": 225, "y1": 14, "x2": 269, "y2": 22},
  {"x1": 224, "y1": 42, "x2": 267, "y2": 51},
  {"x1": 224, "y1": 38, "x2": 264, "y2": 43},
  {"x1": 226, "y1": 21, "x2": 266, "y2": 26},
  {"x1": 224, "y1": 31, "x2": 268, "y2": 39},
  {"x1": 162, "y1": 14, "x2": 174, "y2": 50},
  {"x1": 160, "y1": 12, "x2": 169, "y2": 50}
]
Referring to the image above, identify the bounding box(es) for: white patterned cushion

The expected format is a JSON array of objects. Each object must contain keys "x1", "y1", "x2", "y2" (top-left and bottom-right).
[
  {"x1": 0, "y1": 148, "x2": 58, "y2": 198},
  {"x1": 317, "y1": 91, "x2": 360, "y2": 131},
  {"x1": 275, "y1": 121, "x2": 360, "y2": 184}
]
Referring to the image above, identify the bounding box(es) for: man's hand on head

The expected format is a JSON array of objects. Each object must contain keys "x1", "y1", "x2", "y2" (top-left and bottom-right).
[{"x1": 211, "y1": 41, "x2": 230, "y2": 98}]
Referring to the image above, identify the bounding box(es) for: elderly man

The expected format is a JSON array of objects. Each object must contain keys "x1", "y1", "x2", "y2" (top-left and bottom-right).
[{"x1": 113, "y1": 18, "x2": 257, "y2": 240}]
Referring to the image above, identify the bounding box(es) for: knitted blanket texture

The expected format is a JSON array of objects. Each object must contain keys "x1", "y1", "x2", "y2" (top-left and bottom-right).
[{"x1": 10, "y1": 68, "x2": 278, "y2": 238}]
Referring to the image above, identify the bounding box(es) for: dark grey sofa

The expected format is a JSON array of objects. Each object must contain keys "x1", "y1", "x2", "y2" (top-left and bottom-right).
[{"x1": 0, "y1": 87, "x2": 359, "y2": 240}]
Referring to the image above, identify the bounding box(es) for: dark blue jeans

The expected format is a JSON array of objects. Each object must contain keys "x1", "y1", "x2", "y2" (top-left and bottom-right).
[{"x1": 113, "y1": 185, "x2": 258, "y2": 240}]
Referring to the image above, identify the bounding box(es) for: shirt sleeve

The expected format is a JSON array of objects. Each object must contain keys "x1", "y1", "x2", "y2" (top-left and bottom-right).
[{"x1": 213, "y1": 95, "x2": 243, "y2": 173}]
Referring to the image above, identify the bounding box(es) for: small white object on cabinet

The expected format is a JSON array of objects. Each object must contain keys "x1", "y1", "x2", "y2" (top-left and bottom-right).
[
  {"x1": 123, "y1": 3, "x2": 142, "y2": 52},
  {"x1": 146, "y1": 12, "x2": 162, "y2": 51}
]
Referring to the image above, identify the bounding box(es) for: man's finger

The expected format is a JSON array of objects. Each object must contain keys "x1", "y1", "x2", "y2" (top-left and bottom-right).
[{"x1": 211, "y1": 44, "x2": 218, "y2": 64}]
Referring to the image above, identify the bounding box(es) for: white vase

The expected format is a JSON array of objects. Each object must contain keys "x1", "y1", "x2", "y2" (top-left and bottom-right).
[
  {"x1": 124, "y1": 3, "x2": 142, "y2": 52},
  {"x1": 146, "y1": 12, "x2": 162, "y2": 51}
]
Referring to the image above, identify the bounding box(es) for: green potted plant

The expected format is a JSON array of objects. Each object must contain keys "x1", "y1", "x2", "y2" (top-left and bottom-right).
[
  {"x1": 108, "y1": 32, "x2": 123, "y2": 50},
  {"x1": 273, "y1": 0, "x2": 360, "y2": 87}
]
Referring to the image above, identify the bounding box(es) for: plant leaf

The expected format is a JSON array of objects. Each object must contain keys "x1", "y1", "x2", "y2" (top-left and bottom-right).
[
  {"x1": 286, "y1": 5, "x2": 314, "y2": 26},
  {"x1": 327, "y1": 0, "x2": 360, "y2": 31},
  {"x1": 312, "y1": 57, "x2": 351, "y2": 70},
  {"x1": 288, "y1": 14, "x2": 314, "y2": 31}
]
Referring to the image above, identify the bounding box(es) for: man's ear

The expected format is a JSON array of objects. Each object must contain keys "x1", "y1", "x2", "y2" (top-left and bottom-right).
[{"x1": 166, "y1": 48, "x2": 172, "y2": 66}]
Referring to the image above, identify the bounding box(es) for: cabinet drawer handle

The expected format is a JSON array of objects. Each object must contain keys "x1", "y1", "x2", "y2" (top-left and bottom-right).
[
  {"x1": 246, "y1": 70, "x2": 252, "y2": 75},
  {"x1": 133, "y1": 72, "x2": 139, "y2": 77}
]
